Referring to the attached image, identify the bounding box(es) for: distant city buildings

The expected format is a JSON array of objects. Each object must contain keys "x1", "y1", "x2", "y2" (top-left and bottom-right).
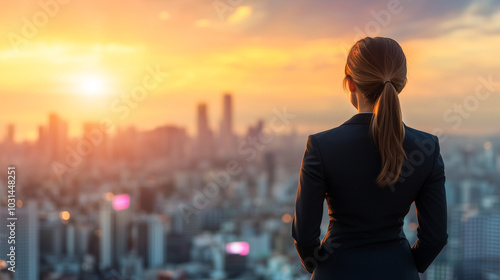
[{"x1": 0, "y1": 93, "x2": 499, "y2": 279}]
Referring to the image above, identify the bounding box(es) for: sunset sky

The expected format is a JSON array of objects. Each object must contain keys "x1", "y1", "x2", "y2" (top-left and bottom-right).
[{"x1": 1, "y1": 0, "x2": 500, "y2": 141}]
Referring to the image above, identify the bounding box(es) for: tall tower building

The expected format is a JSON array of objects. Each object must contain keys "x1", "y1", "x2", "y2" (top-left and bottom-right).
[
  {"x1": 5, "y1": 124, "x2": 15, "y2": 144},
  {"x1": 83, "y1": 122, "x2": 108, "y2": 160},
  {"x1": 197, "y1": 103, "x2": 210, "y2": 140},
  {"x1": 113, "y1": 196, "x2": 132, "y2": 268},
  {"x1": 219, "y1": 93, "x2": 236, "y2": 157},
  {"x1": 48, "y1": 113, "x2": 68, "y2": 160},
  {"x1": 220, "y1": 93, "x2": 233, "y2": 141},
  {"x1": 463, "y1": 212, "x2": 500, "y2": 260},
  {"x1": 99, "y1": 199, "x2": 113, "y2": 270},
  {"x1": 263, "y1": 152, "x2": 276, "y2": 196},
  {"x1": 197, "y1": 103, "x2": 214, "y2": 159},
  {"x1": 136, "y1": 215, "x2": 164, "y2": 268},
  {"x1": 96, "y1": 195, "x2": 132, "y2": 270}
]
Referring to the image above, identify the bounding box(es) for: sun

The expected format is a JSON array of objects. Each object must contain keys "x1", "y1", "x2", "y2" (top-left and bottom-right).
[{"x1": 78, "y1": 74, "x2": 108, "y2": 96}]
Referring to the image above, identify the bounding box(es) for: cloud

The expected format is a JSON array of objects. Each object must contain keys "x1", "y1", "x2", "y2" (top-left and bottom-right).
[{"x1": 228, "y1": 6, "x2": 252, "y2": 24}]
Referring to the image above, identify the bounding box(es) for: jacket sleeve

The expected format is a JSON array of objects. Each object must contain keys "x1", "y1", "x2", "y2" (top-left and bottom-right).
[
  {"x1": 411, "y1": 135, "x2": 448, "y2": 273},
  {"x1": 291, "y1": 135, "x2": 327, "y2": 273}
]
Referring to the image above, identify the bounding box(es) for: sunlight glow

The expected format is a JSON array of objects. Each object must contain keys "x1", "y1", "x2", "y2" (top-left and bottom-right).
[{"x1": 77, "y1": 74, "x2": 109, "y2": 96}]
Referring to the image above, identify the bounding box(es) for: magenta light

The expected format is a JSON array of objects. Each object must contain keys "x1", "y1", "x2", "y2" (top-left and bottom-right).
[
  {"x1": 113, "y1": 194, "x2": 130, "y2": 211},
  {"x1": 225, "y1": 242, "x2": 249, "y2": 256}
]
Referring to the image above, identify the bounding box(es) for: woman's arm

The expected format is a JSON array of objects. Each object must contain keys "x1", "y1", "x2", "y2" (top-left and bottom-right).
[
  {"x1": 291, "y1": 135, "x2": 327, "y2": 273},
  {"x1": 411, "y1": 135, "x2": 448, "y2": 273}
]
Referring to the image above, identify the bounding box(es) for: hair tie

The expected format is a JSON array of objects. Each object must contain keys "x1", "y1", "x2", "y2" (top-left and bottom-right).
[{"x1": 384, "y1": 80, "x2": 391, "y2": 85}]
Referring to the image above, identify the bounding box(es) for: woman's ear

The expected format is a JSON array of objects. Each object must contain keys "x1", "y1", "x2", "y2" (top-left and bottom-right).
[{"x1": 347, "y1": 76, "x2": 356, "y2": 93}]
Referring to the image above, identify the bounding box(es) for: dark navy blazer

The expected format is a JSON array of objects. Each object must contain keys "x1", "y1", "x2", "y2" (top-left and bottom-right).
[{"x1": 292, "y1": 112, "x2": 448, "y2": 280}]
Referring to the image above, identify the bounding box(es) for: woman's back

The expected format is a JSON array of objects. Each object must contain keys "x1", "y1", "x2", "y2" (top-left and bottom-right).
[
  {"x1": 292, "y1": 113, "x2": 447, "y2": 279},
  {"x1": 291, "y1": 37, "x2": 448, "y2": 280}
]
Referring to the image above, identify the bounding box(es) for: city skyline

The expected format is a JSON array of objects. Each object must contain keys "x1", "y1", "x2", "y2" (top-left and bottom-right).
[
  {"x1": 0, "y1": 92, "x2": 289, "y2": 145},
  {"x1": 2, "y1": 93, "x2": 500, "y2": 144}
]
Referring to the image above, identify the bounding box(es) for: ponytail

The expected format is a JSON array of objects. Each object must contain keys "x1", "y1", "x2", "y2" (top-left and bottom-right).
[
  {"x1": 371, "y1": 81, "x2": 406, "y2": 187},
  {"x1": 344, "y1": 37, "x2": 408, "y2": 188}
]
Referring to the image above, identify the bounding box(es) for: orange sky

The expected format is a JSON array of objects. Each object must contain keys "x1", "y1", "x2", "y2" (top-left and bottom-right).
[{"x1": 1, "y1": 0, "x2": 500, "y2": 141}]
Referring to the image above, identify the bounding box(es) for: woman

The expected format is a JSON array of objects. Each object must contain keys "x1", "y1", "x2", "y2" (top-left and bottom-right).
[{"x1": 291, "y1": 37, "x2": 448, "y2": 279}]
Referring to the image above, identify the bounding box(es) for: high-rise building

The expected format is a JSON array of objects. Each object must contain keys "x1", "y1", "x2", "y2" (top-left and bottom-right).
[
  {"x1": 197, "y1": 103, "x2": 210, "y2": 138},
  {"x1": 112, "y1": 194, "x2": 132, "y2": 268},
  {"x1": 39, "y1": 219, "x2": 64, "y2": 257},
  {"x1": 48, "y1": 113, "x2": 68, "y2": 160},
  {"x1": 83, "y1": 122, "x2": 108, "y2": 160},
  {"x1": 98, "y1": 194, "x2": 131, "y2": 269},
  {"x1": 263, "y1": 152, "x2": 275, "y2": 196},
  {"x1": 220, "y1": 93, "x2": 235, "y2": 145},
  {"x1": 74, "y1": 223, "x2": 92, "y2": 257},
  {"x1": 5, "y1": 124, "x2": 15, "y2": 144},
  {"x1": 220, "y1": 94, "x2": 233, "y2": 138},
  {"x1": 65, "y1": 223, "x2": 75, "y2": 257},
  {"x1": 138, "y1": 185, "x2": 158, "y2": 214},
  {"x1": 165, "y1": 232, "x2": 191, "y2": 264},
  {"x1": 136, "y1": 215, "x2": 164, "y2": 268},
  {"x1": 225, "y1": 253, "x2": 247, "y2": 278},
  {"x1": 462, "y1": 212, "x2": 500, "y2": 260},
  {"x1": 448, "y1": 207, "x2": 465, "y2": 262},
  {"x1": 93, "y1": 196, "x2": 132, "y2": 271},
  {"x1": 0, "y1": 200, "x2": 39, "y2": 280},
  {"x1": 197, "y1": 103, "x2": 214, "y2": 159},
  {"x1": 218, "y1": 93, "x2": 238, "y2": 158},
  {"x1": 99, "y1": 199, "x2": 113, "y2": 270}
]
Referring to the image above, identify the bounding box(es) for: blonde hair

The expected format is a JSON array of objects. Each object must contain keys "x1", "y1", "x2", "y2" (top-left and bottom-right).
[{"x1": 343, "y1": 37, "x2": 407, "y2": 187}]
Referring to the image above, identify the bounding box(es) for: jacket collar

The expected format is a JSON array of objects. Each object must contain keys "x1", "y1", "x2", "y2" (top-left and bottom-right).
[
  {"x1": 342, "y1": 112, "x2": 374, "y2": 125},
  {"x1": 342, "y1": 112, "x2": 408, "y2": 128}
]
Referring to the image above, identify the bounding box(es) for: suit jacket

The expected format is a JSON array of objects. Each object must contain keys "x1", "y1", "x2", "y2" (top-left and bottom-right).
[{"x1": 291, "y1": 112, "x2": 448, "y2": 280}]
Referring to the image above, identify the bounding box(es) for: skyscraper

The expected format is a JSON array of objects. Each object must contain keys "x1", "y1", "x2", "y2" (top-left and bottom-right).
[
  {"x1": 113, "y1": 197, "x2": 131, "y2": 268},
  {"x1": 197, "y1": 103, "x2": 210, "y2": 139},
  {"x1": 263, "y1": 152, "x2": 275, "y2": 197},
  {"x1": 5, "y1": 124, "x2": 14, "y2": 144},
  {"x1": 197, "y1": 103, "x2": 214, "y2": 159},
  {"x1": 220, "y1": 93, "x2": 233, "y2": 140},
  {"x1": 48, "y1": 113, "x2": 68, "y2": 160},
  {"x1": 99, "y1": 199, "x2": 113, "y2": 270},
  {"x1": 219, "y1": 93, "x2": 236, "y2": 157},
  {"x1": 136, "y1": 215, "x2": 164, "y2": 268},
  {"x1": 463, "y1": 212, "x2": 500, "y2": 260}
]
